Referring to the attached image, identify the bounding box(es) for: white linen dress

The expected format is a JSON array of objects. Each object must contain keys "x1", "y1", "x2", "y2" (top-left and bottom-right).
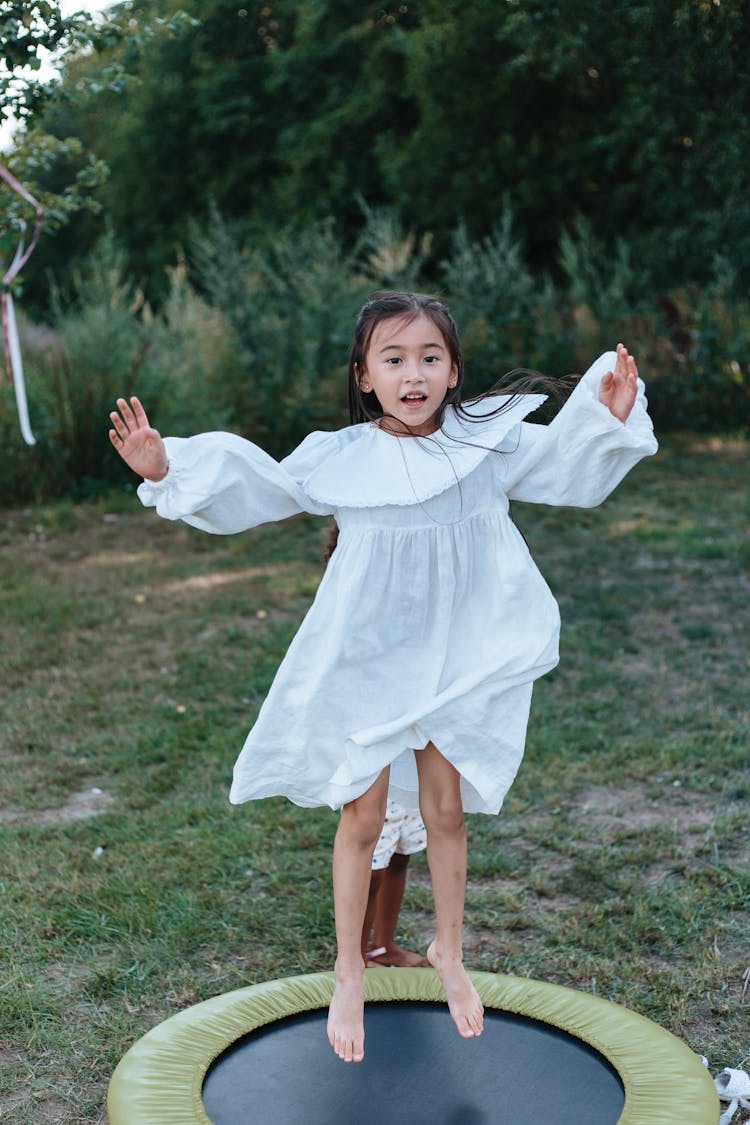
[{"x1": 138, "y1": 353, "x2": 657, "y2": 815}]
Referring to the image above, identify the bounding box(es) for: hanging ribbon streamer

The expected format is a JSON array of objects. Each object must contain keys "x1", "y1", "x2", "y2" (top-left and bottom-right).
[{"x1": 1, "y1": 163, "x2": 44, "y2": 445}]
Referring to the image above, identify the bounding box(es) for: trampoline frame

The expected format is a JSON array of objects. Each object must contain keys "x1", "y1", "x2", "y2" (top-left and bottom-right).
[{"x1": 108, "y1": 969, "x2": 717, "y2": 1125}]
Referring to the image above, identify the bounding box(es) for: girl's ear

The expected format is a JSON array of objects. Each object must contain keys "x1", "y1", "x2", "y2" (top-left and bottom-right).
[
  {"x1": 356, "y1": 363, "x2": 371, "y2": 393},
  {"x1": 448, "y1": 362, "x2": 458, "y2": 389}
]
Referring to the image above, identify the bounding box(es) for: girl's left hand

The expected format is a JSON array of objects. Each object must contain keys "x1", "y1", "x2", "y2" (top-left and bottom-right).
[{"x1": 599, "y1": 343, "x2": 638, "y2": 423}]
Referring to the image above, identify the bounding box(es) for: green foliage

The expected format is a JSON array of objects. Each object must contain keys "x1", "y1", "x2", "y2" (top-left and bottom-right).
[
  {"x1": 0, "y1": 232, "x2": 236, "y2": 501},
  {"x1": 0, "y1": 2, "x2": 108, "y2": 273},
  {"x1": 0, "y1": 1, "x2": 198, "y2": 297},
  {"x1": 441, "y1": 213, "x2": 568, "y2": 390},
  {"x1": 1, "y1": 211, "x2": 747, "y2": 506},
  {"x1": 42, "y1": 232, "x2": 153, "y2": 493},
  {"x1": 0, "y1": 130, "x2": 107, "y2": 268},
  {"x1": 355, "y1": 200, "x2": 432, "y2": 292},
  {"x1": 190, "y1": 208, "x2": 367, "y2": 457},
  {"x1": 11, "y1": 0, "x2": 750, "y2": 304},
  {"x1": 647, "y1": 261, "x2": 750, "y2": 433},
  {"x1": 557, "y1": 215, "x2": 654, "y2": 376},
  {"x1": 0, "y1": 2, "x2": 85, "y2": 119},
  {"x1": 559, "y1": 217, "x2": 645, "y2": 331},
  {"x1": 142, "y1": 258, "x2": 237, "y2": 437},
  {"x1": 555, "y1": 220, "x2": 750, "y2": 432}
]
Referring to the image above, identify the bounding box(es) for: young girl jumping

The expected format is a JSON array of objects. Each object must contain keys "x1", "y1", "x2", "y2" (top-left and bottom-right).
[{"x1": 109, "y1": 290, "x2": 657, "y2": 1065}]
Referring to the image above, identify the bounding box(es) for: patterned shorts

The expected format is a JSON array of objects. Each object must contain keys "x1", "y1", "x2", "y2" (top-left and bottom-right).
[{"x1": 371, "y1": 800, "x2": 427, "y2": 870}]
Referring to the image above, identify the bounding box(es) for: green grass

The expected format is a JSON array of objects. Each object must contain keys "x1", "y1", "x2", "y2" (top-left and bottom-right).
[{"x1": 1, "y1": 435, "x2": 748, "y2": 1122}]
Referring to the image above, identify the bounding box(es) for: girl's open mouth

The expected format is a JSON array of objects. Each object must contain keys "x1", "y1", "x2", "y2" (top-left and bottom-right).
[{"x1": 401, "y1": 393, "x2": 427, "y2": 407}]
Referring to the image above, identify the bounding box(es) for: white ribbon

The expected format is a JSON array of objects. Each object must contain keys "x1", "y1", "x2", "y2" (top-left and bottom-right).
[
  {"x1": 3, "y1": 289, "x2": 35, "y2": 445},
  {"x1": 1, "y1": 164, "x2": 44, "y2": 445}
]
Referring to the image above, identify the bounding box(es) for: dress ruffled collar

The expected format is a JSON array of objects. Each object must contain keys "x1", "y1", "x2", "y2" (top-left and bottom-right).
[{"x1": 301, "y1": 395, "x2": 547, "y2": 508}]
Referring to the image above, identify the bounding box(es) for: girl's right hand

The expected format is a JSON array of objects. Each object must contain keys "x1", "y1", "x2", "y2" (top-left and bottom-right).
[
  {"x1": 109, "y1": 396, "x2": 169, "y2": 481},
  {"x1": 598, "y1": 343, "x2": 638, "y2": 423}
]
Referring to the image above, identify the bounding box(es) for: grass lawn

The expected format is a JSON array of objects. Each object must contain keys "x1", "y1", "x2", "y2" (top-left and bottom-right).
[{"x1": 1, "y1": 434, "x2": 748, "y2": 1123}]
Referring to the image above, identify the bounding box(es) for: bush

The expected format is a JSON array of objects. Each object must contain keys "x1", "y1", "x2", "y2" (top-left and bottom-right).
[
  {"x1": 0, "y1": 234, "x2": 244, "y2": 502},
  {"x1": 558, "y1": 221, "x2": 750, "y2": 432},
  {"x1": 0, "y1": 377, "x2": 50, "y2": 505},
  {"x1": 45, "y1": 232, "x2": 153, "y2": 496},
  {"x1": 354, "y1": 200, "x2": 433, "y2": 292},
  {"x1": 1, "y1": 214, "x2": 747, "y2": 507},
  {"x1": 191, "y1": 210, "x2": 368, "y2": 457},
  {"x1": 647, "y1": 260, "x2": 750, "y2": 433},
  {"x1": 0, "y1": 235, "x2": 148, "y2": 501},
  {"x1": 137, "y1": 259, "x2": 237, "y2": 439},
  {"x1": 441, "y1": 214, "x2": 570, "y2": 392}
]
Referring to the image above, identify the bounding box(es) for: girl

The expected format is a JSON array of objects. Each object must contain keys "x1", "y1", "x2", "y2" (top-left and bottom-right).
[{"x1": 109, "y1": 290, "x2": 657, "y2": 1065}]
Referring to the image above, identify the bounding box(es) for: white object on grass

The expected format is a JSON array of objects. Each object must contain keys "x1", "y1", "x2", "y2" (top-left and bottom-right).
[{"x1": 715, "y1": 1068, "x2": 750, "y2": 1125}]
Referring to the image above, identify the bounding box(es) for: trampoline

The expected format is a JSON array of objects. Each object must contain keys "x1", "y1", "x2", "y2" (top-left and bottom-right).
[{"x1": 108, "y1": 969, "x2": 718, "y2": 1124}]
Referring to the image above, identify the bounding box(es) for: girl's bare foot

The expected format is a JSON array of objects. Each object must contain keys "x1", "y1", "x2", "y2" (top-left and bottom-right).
[
  {"x1": 426, "y1": 940, "x2": 484, "y2": 1038},
  {"x1": 327, "y1": 964, "x2": 366, "y2": 1062},
  {"x1": 366, "y1": 943, "x2": 430, "y2": 968}
]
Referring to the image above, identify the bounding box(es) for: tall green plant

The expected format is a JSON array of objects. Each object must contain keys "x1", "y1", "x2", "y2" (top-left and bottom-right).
[
  {"x1": 0, "y1": 232, "x2": 242, "y2": 503},
  {"x1": 649, "y1": 259, "x2": 750, "y2": 433},
  {"x1": 140, "y1": 259, "x2": 236, "y2": 439},
  {"x1": 355, "y1": 201, "x2": 432, "y2": 292},
  {"x1": 442, "y1": 214, "x2": 568, "y2": 391},
  {"x1": 558, "y1": 225, "x2": 750, "y2": 432},
  {"x1": 41, "y1": 232, "x2": 151, "y2": 494},
  {"x1": 559, "y1": 217, "x2": 646, "y2": 348},
  {"x1": 191, "y1": 211, "x2": 367, "y2": 454}
]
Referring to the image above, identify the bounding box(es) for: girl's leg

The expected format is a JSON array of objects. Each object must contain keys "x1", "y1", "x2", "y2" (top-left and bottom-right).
[
  {"x1": 415, "y1": 742, "x2": 484, "y2": 1038},
  {"x1": 361, "y1": 870, "x2": 384, "y2": 959},
  {"x1": 328, "y1": 766, "x2": 390, "y2": 1062}
]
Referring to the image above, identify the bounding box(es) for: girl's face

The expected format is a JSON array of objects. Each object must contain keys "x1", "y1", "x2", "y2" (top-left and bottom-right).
[{"x1": 358, "y1": 313, "x2": 458, "y2": 436}]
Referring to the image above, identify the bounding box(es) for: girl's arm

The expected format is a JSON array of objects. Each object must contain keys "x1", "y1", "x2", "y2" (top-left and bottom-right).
[
  {"x1": 109, "y1": 399, "x2": 336, "y2": 534},
  {"x1": 501, "y1": 349, "x2": 657, "y2": 508}
]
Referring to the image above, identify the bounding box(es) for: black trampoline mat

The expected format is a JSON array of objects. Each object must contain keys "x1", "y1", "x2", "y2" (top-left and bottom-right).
[{"x1": 202, "y1": 1001, "x2": 625, "y2": 1125}]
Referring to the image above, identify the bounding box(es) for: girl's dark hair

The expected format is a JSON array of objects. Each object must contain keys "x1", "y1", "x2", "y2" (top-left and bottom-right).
[
  {"x1": 347, "y1": 289, "x2": 574, "y2": 430},
  {"x1": 348, "y1": 291, "x2": 464, "y2": 429}
]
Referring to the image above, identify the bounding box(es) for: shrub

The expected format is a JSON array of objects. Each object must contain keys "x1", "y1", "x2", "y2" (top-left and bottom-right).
[
  {"x1": 647, "y1": 260, "x2": 750, "y2": 433},
  {"x1": 43, "y1": 232, "x2": 152, "y2": 496},
  {"x1": 190, "y1": 209, "x2": 368, "y2": 456},
  {"x1": 0, "y1": 234, "x2": 247, "y2": 502},
  {"x1": 354, "y1": 200, "x2": 433, "y2": 292},
  {"x1": 558, "y1": 222, "x2": 750, "y2": 431},
  {"x1": 2, "y1": 214, "x2": 747, "y2": 508},
  {"x1": 0, "y1": 235, "x2": 149, "y2": 501},
  {"x1": 137, "y1": 259, "x2": 237, "y2": 439},
  {"x1": 441, "y1": 214, "x2": 570, "y2": 393}
]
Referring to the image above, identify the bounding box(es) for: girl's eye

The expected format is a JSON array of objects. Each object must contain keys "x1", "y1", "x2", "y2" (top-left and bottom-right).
[
  {"x1": 424, "y1": 355, "x2": 439, "y2": 364},
  {"x1": 386, "y1": 357, "x2": 402, "y2": 365}
]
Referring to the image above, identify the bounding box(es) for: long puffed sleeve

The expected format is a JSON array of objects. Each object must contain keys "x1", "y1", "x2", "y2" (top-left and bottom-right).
[
  {"x1": 137, "y1": 431, "x2": 336, "y2": 534},
  {"x1": 500, "y1": 352, "x2": 658, "y2": 507}
]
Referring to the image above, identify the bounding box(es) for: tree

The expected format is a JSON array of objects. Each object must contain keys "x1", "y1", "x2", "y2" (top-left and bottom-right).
[
  {"x1": 0, "y1": 0, "x2": 196, "y2": 300},
  {"x1": 12, "y1": 0, "x2": 750, "y2": 301},
  {"x1": 0, "y1": 2, "x2": 109, "y2": 263}
]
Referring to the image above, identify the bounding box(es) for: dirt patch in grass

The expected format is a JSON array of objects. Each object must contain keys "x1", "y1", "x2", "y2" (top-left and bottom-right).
[
  {"x1": 571, "y1": 781, "x2": 749, "y2": 875},
  {"x1": 159, "y1": 562, "x2": 296, "y2": 595},
  {"x1": 575, "y1": 782, "x2": 718, "y2": 834},
  {"x1": 0, "y1": 1095, "x2": 69, "y2": 1123},
  {"x1": 37, "y1": 961, "x2": 101, "y2": 995},
  {"x1": 0, "y1": 1045, "x2": 84, "y2": 1124},
  {"x1": 0, "y1": 787, "x2": 115, "y2": 828}
]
